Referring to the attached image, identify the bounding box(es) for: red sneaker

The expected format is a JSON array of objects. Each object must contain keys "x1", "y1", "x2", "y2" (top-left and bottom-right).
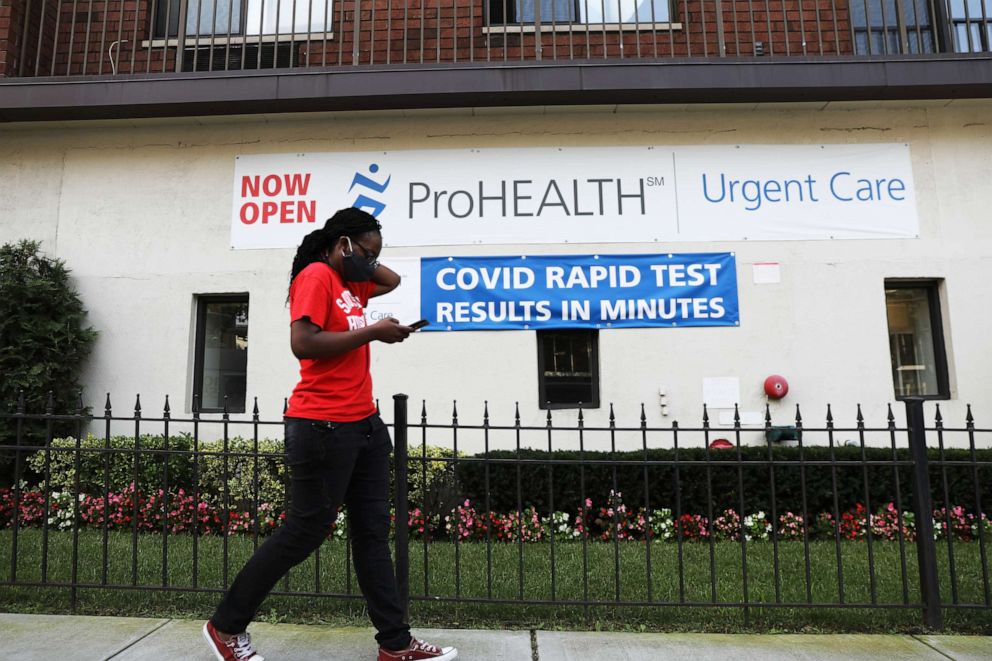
[
  {"x1": 202, "y1": 621, "x2": 265, "y2": 661},
  {"x1": 378, "y1": 637, "x2": 458, "y2": 661}
]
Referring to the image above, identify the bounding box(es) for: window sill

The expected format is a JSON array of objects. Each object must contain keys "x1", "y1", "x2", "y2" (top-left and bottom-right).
[
  {"x1": 142, "y1": 32, "x2": 335, "y2": 49},
  {"x1": 483, "y1": 23, "x2": 682, "y2": 34},
  {"x1": 539, "y1": 402, "x2": 602, "y2": 410}
]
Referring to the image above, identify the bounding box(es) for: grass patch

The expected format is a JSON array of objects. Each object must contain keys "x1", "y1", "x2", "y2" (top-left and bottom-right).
[{"x1": 1, "y1": 530, "x2": 990, "y2": 633}]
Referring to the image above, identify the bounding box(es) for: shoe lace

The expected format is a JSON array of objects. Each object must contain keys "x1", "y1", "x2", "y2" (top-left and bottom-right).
[
  {"x1": 412, "y1": 639, "x2": 441, "y2": 654},
  {"x1": 227, "y1": 632, "x2": 256, "y2": 659}
]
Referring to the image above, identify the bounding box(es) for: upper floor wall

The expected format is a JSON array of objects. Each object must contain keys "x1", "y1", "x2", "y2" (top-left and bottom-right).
[{"x1": 0, "y1": 0, "x2": 989, "y2": 79}]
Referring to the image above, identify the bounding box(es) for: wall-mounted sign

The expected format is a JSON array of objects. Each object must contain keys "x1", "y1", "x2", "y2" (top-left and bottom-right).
[
  {"x1": 231, "y1": 144, "x2": 919, "y2": 249},
  {"x1": 365, "y1": 252, "x2": 739, "y2": 332}
]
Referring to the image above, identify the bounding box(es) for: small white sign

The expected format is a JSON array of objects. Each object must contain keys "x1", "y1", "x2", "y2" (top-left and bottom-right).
[
  {"x1": 703, "y1": 377, "x2": 741, "y2": 409},
  {"x1": 364, "y1": 257, "x2": 422, "y2": 326},
  {"x1": 753, "y1": 262, "x2": 781, "y2": 284}
]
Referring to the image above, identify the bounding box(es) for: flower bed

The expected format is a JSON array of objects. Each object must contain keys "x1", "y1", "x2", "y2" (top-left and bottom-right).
[{"x1": 4, "y1": 486, "x2": 985, "y2": 544}]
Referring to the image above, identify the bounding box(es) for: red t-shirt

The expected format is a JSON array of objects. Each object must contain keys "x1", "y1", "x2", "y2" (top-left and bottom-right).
[{"x1": 285, "y1": 262, "x2": 377, "y2": 422}]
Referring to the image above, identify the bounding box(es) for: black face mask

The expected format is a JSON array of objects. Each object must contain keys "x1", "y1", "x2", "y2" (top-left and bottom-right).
[{"x1": 340, "y1": 237, "x2": 377, "y2": 282}]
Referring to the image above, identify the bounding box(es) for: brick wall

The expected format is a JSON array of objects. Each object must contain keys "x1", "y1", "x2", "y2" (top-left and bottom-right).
[
  {"x1": 2, "y1": 0, "x2": 855, "y2": 77},
  {"x1": 0, "y1": 0, "x2": 23, "y2": 76}
]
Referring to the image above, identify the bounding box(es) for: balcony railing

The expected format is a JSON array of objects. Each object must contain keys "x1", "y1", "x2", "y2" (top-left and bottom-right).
[{"x1": 0, "y1": 0, "x2": 989, "y2": 79}]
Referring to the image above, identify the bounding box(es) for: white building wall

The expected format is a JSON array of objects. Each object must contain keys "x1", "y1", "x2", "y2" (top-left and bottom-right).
[{"x1": 1, "y1": 101, "x2": 990, "y2": 450}]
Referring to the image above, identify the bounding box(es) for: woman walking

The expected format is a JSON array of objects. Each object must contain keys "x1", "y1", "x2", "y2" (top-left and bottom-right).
[{"x1": 203, "y1": 208, "x2": 457, "y2": 661}]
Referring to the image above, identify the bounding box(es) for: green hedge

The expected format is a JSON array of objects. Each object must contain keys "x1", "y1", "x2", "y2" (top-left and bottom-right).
[
  {"x1": 25, "y1": 438, "x2": 992, "y2": 518},
  {"x1": 24, "y1": 436, "x2": 456, "y2": 511},
  {"x1": 452, "y1": 446, "x2": 992, "y2": 516},
  {"x1": 25, "y1": 435, "x2": 287, "y2": 507}
]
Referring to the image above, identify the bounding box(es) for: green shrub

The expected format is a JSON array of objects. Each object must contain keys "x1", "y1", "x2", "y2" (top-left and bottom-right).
[
  {"x1": 26, "y1": 434, "x2": 195, "y2": 495},
  {"x1": 455, "y1": 445, "x2": 992, "y2": 517},
  {"x1": 0, "y1": 240, "x2": 98, "y2": 485},
  {"x1": 406, "y1": 444, "x2": 463, "y2": 514},
  {"x1": 197, "y1": 438, "x2": 288, "y2": 507},
  {"x1": 26, "y1": 435, "x2": 287, "y2": 508}
]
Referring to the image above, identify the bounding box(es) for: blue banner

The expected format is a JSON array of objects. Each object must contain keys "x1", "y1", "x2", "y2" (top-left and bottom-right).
[{"x1": 420, "y1": 253, "x2": 739, "y2": 331}]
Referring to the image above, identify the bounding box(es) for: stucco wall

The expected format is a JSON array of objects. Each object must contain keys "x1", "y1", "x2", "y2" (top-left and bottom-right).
[{"x1": 1, "y1": 100, "x2": 989, "y2": 449}]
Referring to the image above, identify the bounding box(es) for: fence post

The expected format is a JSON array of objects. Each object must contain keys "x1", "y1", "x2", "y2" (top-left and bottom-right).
[
  {"x1": 393, "y1": 393, "x2": 410, "y2": 622},
  {"x1": 905, "y1": 397, "x2": 943, "y2": 629}
]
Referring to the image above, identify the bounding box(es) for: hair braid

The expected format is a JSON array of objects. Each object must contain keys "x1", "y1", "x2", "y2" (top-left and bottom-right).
[{"x1": 289, "y1": 207, "x2": 382, "y2": 291}]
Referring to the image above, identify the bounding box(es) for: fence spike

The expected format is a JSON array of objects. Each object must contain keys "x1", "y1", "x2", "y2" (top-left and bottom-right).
[
  {"x1": 133, "y1": 394, "x2": 141, "y2": 418},
  {"x1": 222, "y1": 395, "x2": 230, "y2": 419},
  {"x1": 76, "y1": 391, "x2": 84, "y2": 415},
  {"x1": 640, "y1": 402, "x2": 647, "y2": 429},
  {"x1": 966, "y1": 404, "x2": 974, "y2": 427},
  {"x1": 702, "y1": 403, "x2": 709, "y2": 428},
  {"x1": 765, "y1": 403, "x2": 772, "y2": 427},
  {"x1": 856, "y1": 403, "x2": 864, "y2": 427},
  {"x1": 103, "y1": 393, "x2": 111, "y2": 417},
  {"x1": 452, "y1": 400, "x2": 458, "y2": 425},
  {"x1": 514, "y1": 402, "x2": 520, "y2": 427},
  {"x1": 609, "y1": 403, "x2": 616, "y2": 428},
  {"x1": 794, "y1": 403, "x2": 803, "y2": 425},
  {"x1": 483, "y1": 400, "x2": 489, "y2": 427},
  {"x1": 163, "y1": 395, "x2": 171, "y2": 419},
  {"x1": 421, "y1": 399, "x2": 427, "y2": 424},
  {"x1": 734, "y1": 403, "x2": 741, "y2": 428},
  {"x1": 826, "y1": 403, "x2": 834, "y2": 426},
  {"x1": 45, "y1": 391, "x2": 55, "y2": 414},
  {"x1": 17, "y1": 390, "x2": 26, "y2": 414},
  {"x1": 252, "y1": 397, "x2": 259, "y2": 420},
  {"x1": 934, "y1": 403, "x2": 943, "y2": 427},
  {"x1": 577, "y1": 404, "x2": 584, "y2": 428},
  {"x1": 887, "y1": 402, "x2": 895, "y2": 428},
  {"x1": 192, "y1": 393, "x2": 200, "y2": 419},
  {"x1": 546, "y1": 407, "x2": 553, "y2": 428}
]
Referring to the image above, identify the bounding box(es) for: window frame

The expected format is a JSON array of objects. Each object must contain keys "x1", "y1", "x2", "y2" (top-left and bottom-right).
[
  {"x1": 884, "y1": 279, "x2": 950, "y2": 401},
  {"x1": 488, "y1": 0, "x2": 673, "y2": 27},
  {"x1": 153, "y1": 0, "x2": 334, "y2": 40},
  {"x1": 950, "y1": 0, "x2": 992, "y2": 52},
  {"x1": 193, "y1": 293, "x2": 250, "y2": 414},
  {"x1": 536, "y1": 328, "x2": 601, "y2": 410}
]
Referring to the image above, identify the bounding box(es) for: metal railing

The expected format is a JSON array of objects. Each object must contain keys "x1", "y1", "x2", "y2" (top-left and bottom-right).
[
  {"x1": 0, "y1": 0, "x2": 989, "y2": 78},
  {"x1": 0, "y1": 392, "x2": 990, "y2": 629}
]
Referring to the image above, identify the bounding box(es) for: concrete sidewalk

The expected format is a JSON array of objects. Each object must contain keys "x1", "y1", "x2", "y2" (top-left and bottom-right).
[{"x1": 2, "y1": 613, "x2": 991, "y2": 661}]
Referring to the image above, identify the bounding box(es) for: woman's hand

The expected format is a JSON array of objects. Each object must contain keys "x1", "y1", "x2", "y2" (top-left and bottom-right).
[{"x1": 370, "y1": 317, "x2": 413, "y2": 343}]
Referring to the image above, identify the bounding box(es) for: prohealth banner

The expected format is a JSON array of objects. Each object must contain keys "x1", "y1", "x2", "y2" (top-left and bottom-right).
[
  {"x1": 365, "y1": 253, "x2": 739, "y2": 332},
  {"x1": 230, "y1": 144, "x2": 919, "y2": 249}
]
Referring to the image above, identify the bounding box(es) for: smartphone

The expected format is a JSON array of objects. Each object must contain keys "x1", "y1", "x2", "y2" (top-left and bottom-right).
[{"x1": 408, "y1": 319, "x2": 430, "y2": 331}]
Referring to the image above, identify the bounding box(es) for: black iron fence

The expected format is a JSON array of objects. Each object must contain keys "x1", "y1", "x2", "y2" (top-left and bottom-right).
[{"x1": 0, "y1": 392, "x2": 990, "y2": 629}]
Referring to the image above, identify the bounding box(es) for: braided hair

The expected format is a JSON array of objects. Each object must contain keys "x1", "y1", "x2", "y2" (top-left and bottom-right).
[{"x1": 289, "y1": 207, "x2": 382, "y2": 291}]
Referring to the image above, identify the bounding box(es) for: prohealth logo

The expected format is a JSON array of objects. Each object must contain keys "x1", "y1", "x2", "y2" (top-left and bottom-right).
[{"x1": 349, "y1": 163, "x2": 391, "y2": 218}]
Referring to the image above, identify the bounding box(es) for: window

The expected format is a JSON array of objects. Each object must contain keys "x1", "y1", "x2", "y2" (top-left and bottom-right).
[
  {"x1": 153, "y1": 0, "x2": 332, "y2": 39},
  {"x1": 490, "y1": 0, "x2": 671, "y2": 26},
  {"x1": 193, "y1": 295, "x2": 249, "y2": 413},
  {"x1": 884, "y1": 281, "x2": 949, "y2": 399},
  {"x1": 537, "y1": 329, "x2": 600, "y2": 409},
  {"x1": 851, "y1": 0, "x2": 934, "y2": 54},
  {"x1": 950, "y1": 0, "x2": 992, "y2": 52}
]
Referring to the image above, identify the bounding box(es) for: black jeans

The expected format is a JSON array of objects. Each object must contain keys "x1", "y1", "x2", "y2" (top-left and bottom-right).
[{"x1": 211, "y1": 414, "x2": 412, "y2": 650}]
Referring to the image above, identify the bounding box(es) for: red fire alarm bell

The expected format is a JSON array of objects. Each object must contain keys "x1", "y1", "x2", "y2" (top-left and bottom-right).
[{"x1": 764, "y1": 375, "x2": 789, "y2": 399}]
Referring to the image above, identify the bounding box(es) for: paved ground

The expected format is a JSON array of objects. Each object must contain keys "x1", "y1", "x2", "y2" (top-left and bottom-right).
[{"x1": 2, "y1": 613, "x2": 991, "y2": 660}]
